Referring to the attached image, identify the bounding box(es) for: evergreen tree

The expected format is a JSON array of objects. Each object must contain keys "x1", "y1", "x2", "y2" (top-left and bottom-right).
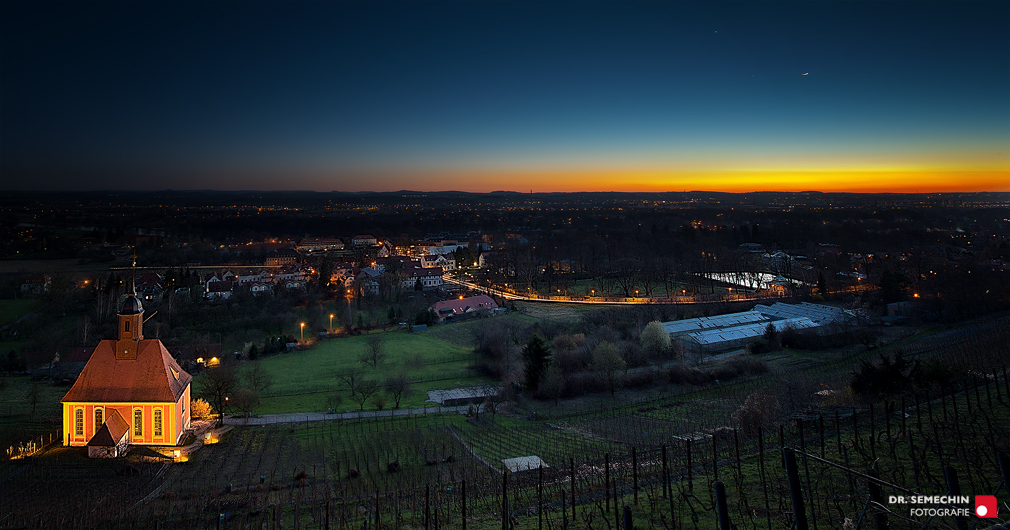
[
  {"x1": 522, "y1": 334, "x2": 552, "y2": 391},
  {"x1": 879, "y1": 269, "x2": 909, "y2": 304}
]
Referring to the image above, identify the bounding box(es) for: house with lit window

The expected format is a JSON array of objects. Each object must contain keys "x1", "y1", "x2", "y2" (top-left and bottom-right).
[
  {"x1": 61, "y1": 293, "x2": 192, "y2": 456},
  {"x1": 401, "y1": 266, "x2": 443, "y2": 290},
  {"x1": 430, "y1": 295, "x2": 498, "y2": 322}
]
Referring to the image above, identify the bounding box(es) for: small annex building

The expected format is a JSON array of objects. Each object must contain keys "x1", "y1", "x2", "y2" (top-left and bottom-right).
[
  {"x1": 87, "y1": 409, "x2": 130, "y2": 458},
  {"x1": 62, "y1": 292, "x2": 193, "y2": 456}
]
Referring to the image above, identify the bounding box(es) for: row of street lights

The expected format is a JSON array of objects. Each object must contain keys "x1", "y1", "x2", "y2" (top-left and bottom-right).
[{"x1": 299, "y1": 313, "x2": 339, "y2": 343}]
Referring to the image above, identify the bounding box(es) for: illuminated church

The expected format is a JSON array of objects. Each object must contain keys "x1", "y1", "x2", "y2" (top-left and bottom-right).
[{"x1": 62, "y1": 286, "x2": 192, "y2": 457}]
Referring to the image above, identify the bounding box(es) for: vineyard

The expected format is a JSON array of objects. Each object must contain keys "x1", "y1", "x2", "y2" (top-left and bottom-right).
[{"x1": 2, "y1": 317, "x2": 1009, "y2": 529}]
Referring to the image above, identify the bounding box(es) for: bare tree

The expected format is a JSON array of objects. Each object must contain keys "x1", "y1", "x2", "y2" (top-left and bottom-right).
[
  {"x1": 384, "y1": 373, "x2": 411, "y2": 409},
  {"x1": 26, "y1": 382, "x2": 41, "y2": 420},
  {"x1": 197, "y1": 365, "x2": 238, "y2": 425},
  {"x1": 230, "y1": 389, "x2": 260, "y2": 419},
  {"x1": 501, "y1": 317, "x2": 526, "y2": 345},
  {"x1": 480, "y1": 385, "x2": 503, "y2": 422},
  {"x1": 77, "y1": 316, "x2": 93, "y2": 346},
  {"x1": 613, "y1": 257, "x2": 642, "y2": 297},
  {"x1": 339, "y1": 367, "x2": 361, "y2": 397},
  {"x1": 360, "y1": 335, "x2": 386, "y2": 368},
  {"x1": 351, "y1": 379, "x2": 379, "y2": 411},
  {"x1": 244, "y1": 362, "x2": 274, "y2": 395}
]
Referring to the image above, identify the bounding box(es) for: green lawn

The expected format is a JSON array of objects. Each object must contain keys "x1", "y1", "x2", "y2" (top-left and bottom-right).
[
  {"x1": 226, "y1": 328, "x2": 490, "y2": 414},
  {"x1": 0, "y1": 299, "x2": 35, "y2": 326}
]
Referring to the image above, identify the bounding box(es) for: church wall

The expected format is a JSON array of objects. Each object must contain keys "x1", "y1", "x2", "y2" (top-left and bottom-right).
[
  {"x1": 63, "y1": 402, "x2": 181, "y2": 447},
  {"x1": 174, "y1": 386, "x2": 191, "y2": 444}
]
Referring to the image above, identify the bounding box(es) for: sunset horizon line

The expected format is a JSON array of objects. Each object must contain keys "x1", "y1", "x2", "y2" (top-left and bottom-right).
[{"x1": 4, "y1": 167, "x2": 1006, "y2": 195}]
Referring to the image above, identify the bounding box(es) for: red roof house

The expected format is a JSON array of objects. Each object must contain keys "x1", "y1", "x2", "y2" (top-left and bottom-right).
[{"x1": 430, "y1": 295, "x2": 498, "y2": 321}]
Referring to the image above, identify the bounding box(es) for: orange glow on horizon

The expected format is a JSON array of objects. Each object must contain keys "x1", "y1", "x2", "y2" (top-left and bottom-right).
[{"x1": 397, "y1": 168, "x2": 1009, "y2": 194}]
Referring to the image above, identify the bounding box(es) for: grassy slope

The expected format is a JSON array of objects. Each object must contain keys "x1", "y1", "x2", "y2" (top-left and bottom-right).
[
  {"x1": 233, "y1": 327, "x2": 488, "y2": 414},
  {"x1": 0, "y1": 376, "x2": 65, "y2": 451}
]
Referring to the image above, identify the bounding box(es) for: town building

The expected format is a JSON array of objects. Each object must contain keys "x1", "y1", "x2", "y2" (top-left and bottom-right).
[
  {"x1": 420, "y1": 253, "x2": 456, "y2": 271},
  {"x1": 430, "y1": 295, "x2": 499, "y2": 322},
  {"x1": 20, "y1": 273, "x2": 51, "y2": 296},
  {"x1": 265, "y1": 248, "x2": 299, "y2": 266},
  {"x1": 296, "y1": 238, "x2": 345, "y2": 253},
  {"x1": 352, "y1": 234, "x2": 378, "y2": 247},
  {"x1": 403, "y1": 266, "x2": 443, "y2": 290}
]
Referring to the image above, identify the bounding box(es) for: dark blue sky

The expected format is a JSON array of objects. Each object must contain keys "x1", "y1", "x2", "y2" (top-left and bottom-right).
[{"x1": 2, "y1": 1, "x2": 1007, "y2": 192}]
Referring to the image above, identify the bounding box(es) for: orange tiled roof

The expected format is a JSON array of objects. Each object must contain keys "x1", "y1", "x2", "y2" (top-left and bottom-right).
[{"x1": 61, "y1": 339, "x2": 191, "y2": 403}]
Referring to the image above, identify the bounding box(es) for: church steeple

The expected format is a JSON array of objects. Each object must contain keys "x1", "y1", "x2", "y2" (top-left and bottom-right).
[{"x1": 116, "y1": 251, "x2": 143, "y2": 359}]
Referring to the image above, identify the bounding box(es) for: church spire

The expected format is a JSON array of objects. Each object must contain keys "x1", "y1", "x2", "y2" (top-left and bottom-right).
[
  {"x1": 130, "y1": 247, "x2": 137, "y2": 295},
  {"x1": 117, "y1": 250, "x2": 144, "y2": 358}
]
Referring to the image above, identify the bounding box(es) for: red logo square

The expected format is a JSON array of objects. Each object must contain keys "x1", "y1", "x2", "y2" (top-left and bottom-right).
[{"x1": 975, "y1": 495, "x2": 997, "y2": 518}]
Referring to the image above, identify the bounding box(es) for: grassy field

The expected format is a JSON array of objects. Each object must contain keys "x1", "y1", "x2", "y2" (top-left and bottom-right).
[
  {"x1": 425, "y1": 312, "x2": 537, "y2": 347},
  {"x1": 0, "y1": 376, "x2": 65, "y2": 452},
  {"x1": 0, "y1": 299, "x2": 35, "y2": 325},
  {"x1": 230, "y1": 327, "x2": 490, "y2": 414}
]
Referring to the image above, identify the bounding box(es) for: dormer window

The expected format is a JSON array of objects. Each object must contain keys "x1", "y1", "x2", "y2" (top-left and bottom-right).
[{"x1": 170, "y1": 367, "x2": 179, "y2": 380}]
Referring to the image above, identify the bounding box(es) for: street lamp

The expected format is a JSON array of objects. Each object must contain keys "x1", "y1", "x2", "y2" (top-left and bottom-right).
[
  {"x1": 329, "y1": 314, "x2": 334, "y2": 332},
  {"x1": 300, "y1": 322, "x2": 305, "y2": 342}
]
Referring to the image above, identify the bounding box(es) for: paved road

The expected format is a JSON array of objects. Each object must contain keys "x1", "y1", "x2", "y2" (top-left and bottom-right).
[
  {"x1": 443, "y1": 277, "x2": 766, "y2": 305},
  {"x1": 222, "y1": 405, "x2": 471, "y2": 426}
]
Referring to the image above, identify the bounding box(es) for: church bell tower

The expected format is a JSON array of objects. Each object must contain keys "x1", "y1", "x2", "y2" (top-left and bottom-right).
[{"x1": 116, "y1": 252, "x2": 144, "y2": 359}]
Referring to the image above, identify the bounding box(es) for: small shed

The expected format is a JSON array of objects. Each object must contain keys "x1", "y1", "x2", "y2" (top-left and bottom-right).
[
  {"x1": 426, "y1": 386, "x2": 499, "y2": 406},
  {"x1": 87, "y1": 409, "x2": 130, "y2": 458},
  {"x1": 502, "y1": 456, "x2": 548, "y2": 473}
]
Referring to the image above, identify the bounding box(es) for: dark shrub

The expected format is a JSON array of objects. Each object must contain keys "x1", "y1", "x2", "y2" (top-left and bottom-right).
[
  {"x1": 665, "y1": 365, "x2": 711, "y2": 385},
  {"x1": 625, "y1": 369, "x2": 659, "y2": 389}
]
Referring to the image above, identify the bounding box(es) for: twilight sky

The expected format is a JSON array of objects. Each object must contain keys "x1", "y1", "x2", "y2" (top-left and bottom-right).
[{"x1": 1, "y1": 0, "x2": 1007, "y2": 193}]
